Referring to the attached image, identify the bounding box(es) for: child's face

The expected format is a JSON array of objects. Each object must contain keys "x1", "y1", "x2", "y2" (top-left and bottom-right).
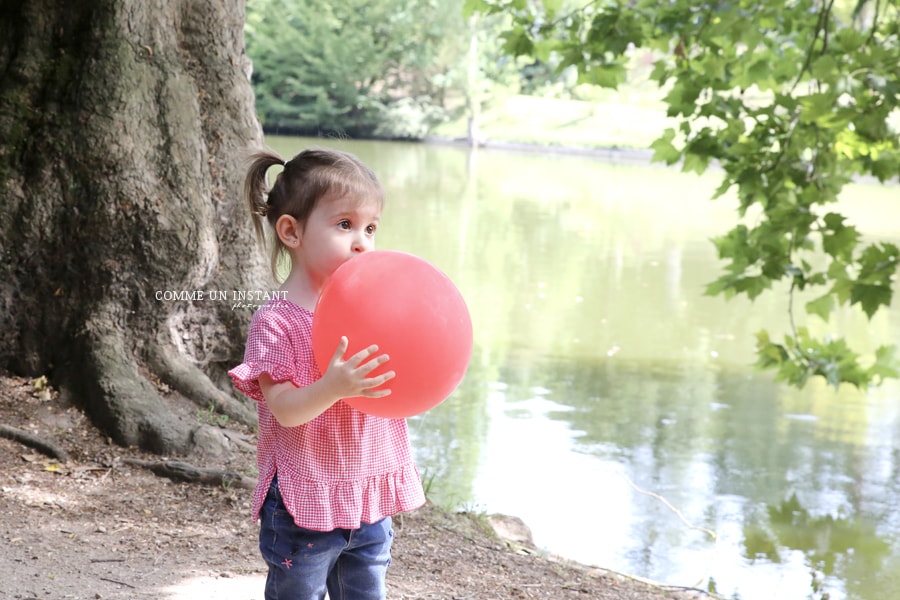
[{"x1": 300, "y1": 192, "x2": 382, "y2": 288}]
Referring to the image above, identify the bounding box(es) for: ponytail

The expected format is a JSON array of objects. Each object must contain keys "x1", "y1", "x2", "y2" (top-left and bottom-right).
[{"x1": 243, "y1": 149, "x2": 285, "y2": 247}]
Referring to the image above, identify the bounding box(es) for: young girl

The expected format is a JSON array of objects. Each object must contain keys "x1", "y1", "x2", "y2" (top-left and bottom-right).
[{"x1": 228, "y1": 147, "x2": 426, "y2": 600}]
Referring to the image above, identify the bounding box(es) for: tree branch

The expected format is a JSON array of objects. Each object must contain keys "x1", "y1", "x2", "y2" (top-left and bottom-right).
[{"x1": 791, "y1": 0, "x2": 835, "y2": 93}]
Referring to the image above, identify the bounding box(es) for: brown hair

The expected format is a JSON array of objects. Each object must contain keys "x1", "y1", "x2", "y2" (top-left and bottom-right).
[{"x1": 243, "y1": 147, "x2": 385, "y2": 280}]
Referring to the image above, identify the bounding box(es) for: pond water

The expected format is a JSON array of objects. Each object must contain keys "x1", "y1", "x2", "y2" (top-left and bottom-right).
[{"x1": 268, "y1": 136, "x2": 900, "y2": 600}]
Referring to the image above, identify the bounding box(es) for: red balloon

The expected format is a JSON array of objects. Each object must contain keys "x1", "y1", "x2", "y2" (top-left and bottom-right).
[{"x1": 312, "y1": 250, "x2": 473, "y2": 418}]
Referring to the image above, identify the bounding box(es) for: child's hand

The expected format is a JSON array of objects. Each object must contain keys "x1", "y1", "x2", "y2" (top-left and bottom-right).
[{"x1": 322, "y1": 336, "x2": 395, "y2": 399}]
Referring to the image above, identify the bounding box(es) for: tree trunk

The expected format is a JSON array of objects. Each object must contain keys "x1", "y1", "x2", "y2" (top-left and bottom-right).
[{"x1": 0, "y1": 0, "x2": 269, "y2": 454}]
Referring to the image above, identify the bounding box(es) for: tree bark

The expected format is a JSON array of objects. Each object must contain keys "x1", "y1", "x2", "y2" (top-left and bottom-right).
[{"x1": 0, "y1": 0, "x2": 269, "y2": 454}]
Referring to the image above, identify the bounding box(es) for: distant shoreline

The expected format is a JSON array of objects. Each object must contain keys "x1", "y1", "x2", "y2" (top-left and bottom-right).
[{"x1": 424, "y1": 135, "x2": 658, "y2": 165}]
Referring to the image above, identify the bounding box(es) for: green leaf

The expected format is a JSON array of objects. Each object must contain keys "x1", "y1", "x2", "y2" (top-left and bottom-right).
[
  {"x1": 711, "y1": 177, "x2": 733, "y2": 200},
  {"x1": 733, "y1": 275, "x2": 771, "y2": 300},
  {"x1": 682, "y1": 152, "x2": 711, "y2": 174},
  {"x1": 664, "y1": 79, "x2": 702, "y2": 117},
  {"x1": 798, "y1": 93, "x2": 838, "y2": 125},
  {"x1": 833, "y1": 27, "x2": 867, "y2": 53},
  {"x1": 501, "y1": 25, "x2": 535, "y2": 57},
  {"x1": 462, "y1": 0, "x2": 489, "y2": 18},
  {"x1": 871, "y1": 345, "x2": 900, "y2": 382},
  {"x1": 821, "y1": 213, "x2": 861, "y2": 260},
  {"x1": 755, "y1": 330, "x2": 789, "y2": 369},
  {"x1": 811, "y1": 55, "x2": 839, "y2": 82},
  {"x1": 649, "y1": 59, "x2": 670, "y2": 85},
  {"x1": 540, "y1": 0, "x2": 564, "y2": 15},
  {"x1": 649, "y1": 128, "x2": 680, "y2": 165},
  {"x1": 850, "y1": 283, "x2": 892, "y2": 318},
  {"x1": 858, "y1": 243, "x2": 899, "y2": 285},
  {"x1": 577, "y1": 62, "x2": 627, "y2": 89},
  {"x1": 532, "y1": 39, "x2": 558, "y2": 63},
  {"x1": 805, "y1": 294, "x2": 834, "y2": 321}
]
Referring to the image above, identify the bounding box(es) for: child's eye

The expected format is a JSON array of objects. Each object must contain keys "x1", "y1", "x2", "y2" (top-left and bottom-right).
[
  {"x1": 338, "y1": 220, "x2": 351, "y2": 230},
  {"x1": 366, "y1": 224, "x2": 377, "y2": 235}
]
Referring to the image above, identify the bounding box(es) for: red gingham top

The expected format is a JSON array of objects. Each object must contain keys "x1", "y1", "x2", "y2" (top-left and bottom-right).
[{"x1": 228, "y1": 299, "x2": 425, "y2": 531}]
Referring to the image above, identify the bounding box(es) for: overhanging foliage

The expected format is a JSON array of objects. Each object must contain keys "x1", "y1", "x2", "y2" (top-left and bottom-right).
[{"x1": 468, "y1": 0, "x2": 900, "y2": 388}]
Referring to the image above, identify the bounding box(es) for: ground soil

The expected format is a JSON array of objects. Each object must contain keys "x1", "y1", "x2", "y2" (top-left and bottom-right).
[{"x1": 1, "y1": 374, "x2": 712, "y2": 600}]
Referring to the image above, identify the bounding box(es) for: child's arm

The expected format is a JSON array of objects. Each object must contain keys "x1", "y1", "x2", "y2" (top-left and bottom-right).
[{"x1": 259, "y1": 336, "x2": 394, "y2": 427}]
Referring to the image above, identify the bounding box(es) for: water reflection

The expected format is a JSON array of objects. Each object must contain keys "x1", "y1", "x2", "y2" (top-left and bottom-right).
[
  {"x1": 745, "y1": 494, "x2": 890, "y2": 587},
  {"x1": 268, "y1": 136, "x2": 900, "y2": 600},
  {"x1": 414, "y1": 352, "x2": 900, "y2": 600}
]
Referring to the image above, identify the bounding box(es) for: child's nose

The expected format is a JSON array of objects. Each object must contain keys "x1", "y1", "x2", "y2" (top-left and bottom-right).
[{"x1": 352, "y1": 233, "x2": 372, "y2": 253}]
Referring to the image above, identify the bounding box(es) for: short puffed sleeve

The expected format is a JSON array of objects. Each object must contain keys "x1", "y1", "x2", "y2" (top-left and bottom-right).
[{"x1": 228, "y1": 302, "x2": 317, "y2": 401}]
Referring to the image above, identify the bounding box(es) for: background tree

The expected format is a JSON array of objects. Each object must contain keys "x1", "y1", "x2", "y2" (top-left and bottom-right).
[
  {"x1": 468, "y1": 0, "x2": 900, "y2": 387},
  {"x1": 245, "y1": 0, "x2": 538, "y2": 140},
  {"x1": 0, "y1": 0, "x2": 268, "y2": 454},
  {"x1": 246, "y1": 0, "x2": 469, "y2": 138}
]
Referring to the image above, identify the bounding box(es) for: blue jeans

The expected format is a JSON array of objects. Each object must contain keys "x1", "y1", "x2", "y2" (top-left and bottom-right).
[{"x1": 259, "y1": 478, "x2": 394, "y2": 600}]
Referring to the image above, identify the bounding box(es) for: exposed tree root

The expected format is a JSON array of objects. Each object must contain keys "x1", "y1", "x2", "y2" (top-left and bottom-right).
[
  {"x1": 78, "y1": 315, "x2": 195, "y2": 454},
  {"x1": 0, "y1": 422, "x2": 252, "y2": 489},
  {"x1": 0, "y1": 424, "x2": 70, "y2": 462},
  {"x1": 150, "y1": 344, "x2": 257, "y2": 428},
  {"x1": 122, "y1": 457, "x2": 255, "y2": 489}
]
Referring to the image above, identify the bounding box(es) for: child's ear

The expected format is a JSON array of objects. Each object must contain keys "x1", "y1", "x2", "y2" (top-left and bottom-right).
[{"x1": 275, "y1": 215, "x2": 301, "y2": 248}]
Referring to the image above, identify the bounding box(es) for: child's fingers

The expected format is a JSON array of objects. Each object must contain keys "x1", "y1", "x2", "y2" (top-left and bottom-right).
[
  {"x1": 357, "y1": 370, "x2": 395, "y2": 398},
  {"x1": 367, "y1": 370, "x2": 395, "y2": 386},
  {"x1": 360, "y1": 386, "x2": 393, "y2": 399},
  {"x1": 356, "y1": 352, "x2": 390, "y2": 375},
  {"x1": 348, "y1": 344, "x2": 384, "y2": 368},
  {"x1": 330, "y1": 336, "x2": 349, "y2": 364},
  {"x1": 360, "y1": 371, "x2": 394, "y2": 397}
]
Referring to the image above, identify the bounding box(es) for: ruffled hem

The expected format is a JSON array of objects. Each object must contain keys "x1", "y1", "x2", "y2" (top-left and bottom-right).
[
  {"x1": 228, "y1": 361, "x2": 304, "y2": 403},
  {"x1": 255, "y1": 462, "x2": 426, "y2": 531}
]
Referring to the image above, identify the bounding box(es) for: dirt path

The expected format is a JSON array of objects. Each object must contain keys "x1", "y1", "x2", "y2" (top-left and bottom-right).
[{"x1": 1, "y1": 374, "x2": 712, "y2": 599}]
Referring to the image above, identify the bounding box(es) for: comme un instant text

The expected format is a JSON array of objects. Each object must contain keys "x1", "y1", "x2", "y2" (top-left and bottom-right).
[{"x1": 155, "y1": 290, "x2": 288, "y2": 302}]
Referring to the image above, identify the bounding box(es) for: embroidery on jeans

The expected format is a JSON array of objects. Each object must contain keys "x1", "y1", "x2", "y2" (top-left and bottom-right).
[{"x1": 281, "y1": 558, "x2": 293, "y2": 569}]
